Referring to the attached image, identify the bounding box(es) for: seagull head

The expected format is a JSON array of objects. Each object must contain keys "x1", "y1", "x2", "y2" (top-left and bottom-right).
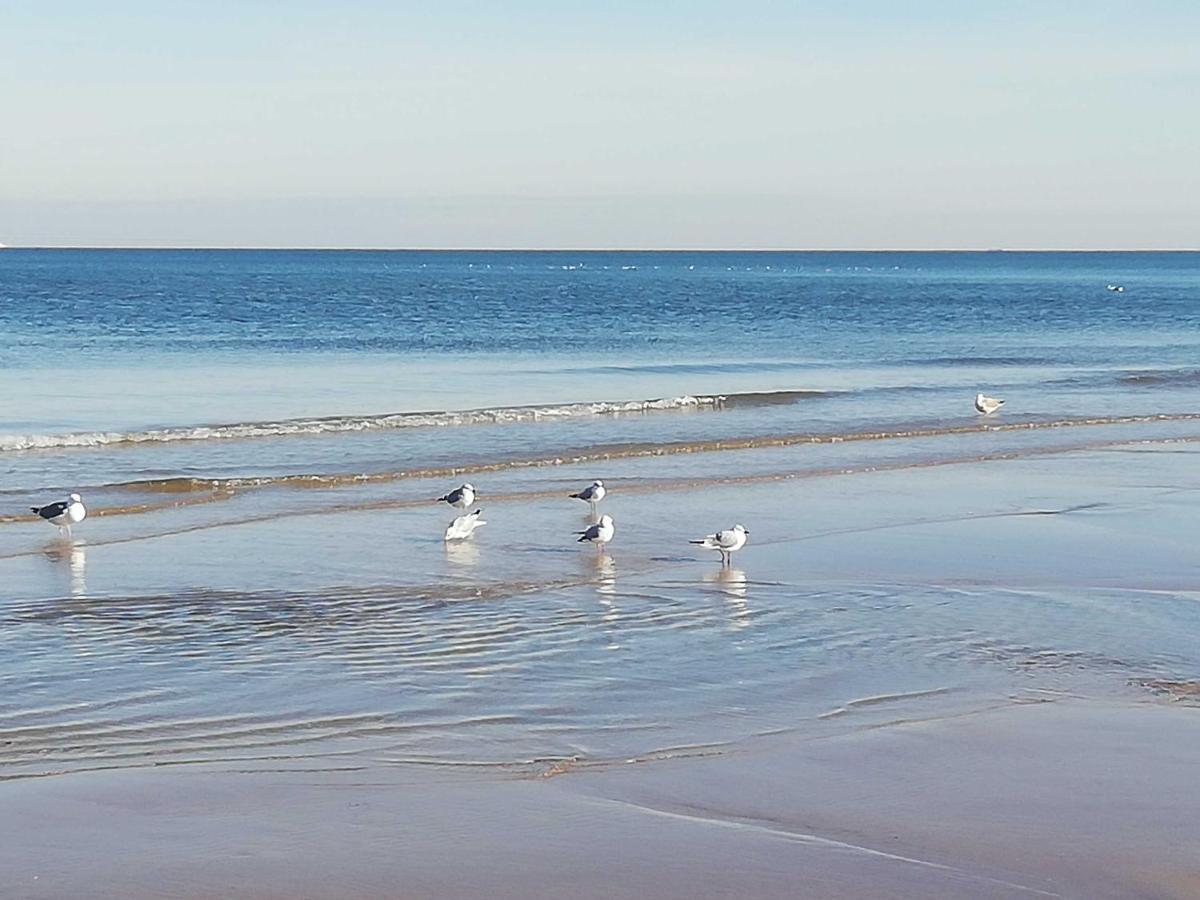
[
  {"x1": 975, "y1": 392, "x2": 985, "y2": 402},
  {"x1": 600, "y1": 514, "x2": 614, "y2": 526},
  {"x1": 463, "y1": 483, "x2": 475, "y2": 492},
  {"x1": 593, "y1": 480, "x2": 604, "y2": 487},
  {"x1": 734, "y1": 523, "x2": 748, "y2": 534},
  {"x1": 69, "y1": 493, "x2": 82, "y2": 503}
]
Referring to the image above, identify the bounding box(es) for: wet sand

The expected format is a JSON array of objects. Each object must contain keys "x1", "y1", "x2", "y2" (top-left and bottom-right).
[
  {"x1": 2, "y1": 438, "x2": 1199, "y2": 897},
  {"x1": 3, "y1": 700, "x2": 1198, "y2": 899}
]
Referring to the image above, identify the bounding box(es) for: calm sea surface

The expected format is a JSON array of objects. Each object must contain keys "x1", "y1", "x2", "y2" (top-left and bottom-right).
[{"x1": 1, "y1": 249, "x2": 1198, "y2": 780}]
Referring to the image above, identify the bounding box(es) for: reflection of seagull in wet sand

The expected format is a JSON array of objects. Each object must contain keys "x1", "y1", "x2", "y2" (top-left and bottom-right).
[
  {"x1": 570, "y1": 480, "x2": 606, "y2": 514},
  {"x1": 691, "y1": 524, "x2": 749, "y2": 568},
  {"x1": 576, "y1": 514, "x2": 615, "y2": 552},
  {"x1": 444, "y1": 508, "x2": 486, "y2": 541},
  {"x1": 974, "y1": 392, "x2": 1004, "y2": 415},
  {"x1": 31, "y1": 493, "x2": 87, "y2": 536},
  {"x1": 438, "y1": 483, "x2": 476, "y2": 509}
]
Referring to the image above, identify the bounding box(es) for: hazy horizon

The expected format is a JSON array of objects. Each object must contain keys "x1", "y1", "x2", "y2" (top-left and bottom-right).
[{"x1": 3, "y1": 2, "x2": 1198, "y2": 249}]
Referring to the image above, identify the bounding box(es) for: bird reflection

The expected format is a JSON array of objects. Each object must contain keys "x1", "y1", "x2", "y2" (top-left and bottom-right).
[
  {"x1": 705, "y1": 568, "x2": 748, "y2": 627},
  {"x1": 444, "y1": 540, "x2": 481, "y2": 569},
  {"x1": 43, "y1": 539, "x2": 87, "y2": 597},
  {"x1": 592, "y1": 553, "x2": 617, "y2": 596},
  {"x1": 587, "y1": 553, "x2": 621, "y2": 636}
]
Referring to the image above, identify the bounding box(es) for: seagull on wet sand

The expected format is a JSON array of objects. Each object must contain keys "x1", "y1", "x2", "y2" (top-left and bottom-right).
[
  {"x1": 439, "y1": 483, "x2": 476, "y2": 509},
  {"x1": 576, "y1": 514, "x2": 615, "y2": 551},
  {"x1": 444, "y1": 508, "x2": 486, "y2": 541},
  {"x1": 691, "y1": 524, "x2": 749, "y2": 567},
  {"x1": 975, "y1": 392, "x2": 1005, "y2": 415},
  {"x1": 31, "y1": 493, "x2": 87, "y2": 536},
  {"x1": 570, "y1": 480, "x2": 606, "y2": 510}
]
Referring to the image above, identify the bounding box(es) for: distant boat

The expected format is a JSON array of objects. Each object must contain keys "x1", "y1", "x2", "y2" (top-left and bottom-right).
[{"x1": 1106, "y1": 283, "x2": 1124, "y2": 293}]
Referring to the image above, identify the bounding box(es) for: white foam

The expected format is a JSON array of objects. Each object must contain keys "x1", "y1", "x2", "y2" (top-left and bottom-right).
[{"x1": 0, "y1": 395, "x2": 726, "y2": 452}]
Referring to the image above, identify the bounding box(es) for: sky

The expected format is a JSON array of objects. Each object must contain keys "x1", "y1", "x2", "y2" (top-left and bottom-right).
[{"x1": 1, "y1": 1, "x2": 1197, "y2": 248}]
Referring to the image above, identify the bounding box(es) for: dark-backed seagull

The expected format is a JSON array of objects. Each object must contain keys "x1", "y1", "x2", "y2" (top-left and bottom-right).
[
  {"x1": 570, "y1": 480, "x2": 606, "y2": 510},
  {"x1": 576, "y1": 514, "x2": 615, "y2": 551},
  {"x1": 32, "y1": 493, "x2": 87, "y2": 536},
  {"x1": 974, "y1": 392, "x2": 1004, "y2": 415},
  {"x1": 444, "y1": 509, "x2": 486, "y2": 541},
  {"x1": 438, "y1": 483, "x2": 476, "y2": 509},
  {"x1": 690, "y1": 524, "x2": 748, "y2": 567}
]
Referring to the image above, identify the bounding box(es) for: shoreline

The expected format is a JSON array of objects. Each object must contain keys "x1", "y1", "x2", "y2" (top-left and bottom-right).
[{"x1": 3, "y1": 696, "x2": 1196, "y2": 899}]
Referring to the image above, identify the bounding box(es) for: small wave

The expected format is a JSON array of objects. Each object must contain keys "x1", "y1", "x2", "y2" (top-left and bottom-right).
[
  {"x1": 0, "y1": 394, "x2": 770, "y2": 452},
  {"x1": 1118, "y1": 368, "x2": 1200, "y2": 387},
  {"x1": 22, "y1": 411, "x2": 1200, "y2": 504},
  {"x1": 897, "y1": 355, "x2": 1058, "y2": 367}
]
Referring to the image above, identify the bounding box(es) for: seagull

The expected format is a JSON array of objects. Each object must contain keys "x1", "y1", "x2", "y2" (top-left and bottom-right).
[
  {"x1": 444, "y1": 508, "x2": 486, "y2": 541},
  {"x1": 974, "y1": 392, "x2": 1005, "y2": 415},
  {"x1": 31, "y1": 492, "x2": 87, "y2": 536},
  {"x1": 576, "y1": 514, "x2": 615, "y2": 551},
  {"x1": 690, "y1": 524, "x2": 749, "y2": 568},
  {"x1": 570, "y1": 480, "x2": 606, "y2": 511},
  {"x1": 438, "y1": 483, "x2": 476, "y2": 509}
]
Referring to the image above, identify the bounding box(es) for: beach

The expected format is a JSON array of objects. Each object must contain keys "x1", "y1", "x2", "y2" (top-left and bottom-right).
[{"x1": 1, "y1": 250, "x2": 1199, "y2": 897}]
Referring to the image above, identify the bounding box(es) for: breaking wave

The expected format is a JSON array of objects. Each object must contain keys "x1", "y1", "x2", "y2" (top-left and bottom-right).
[{"x1": 0, "y1": 391, "x2": 823, "y2": 453}]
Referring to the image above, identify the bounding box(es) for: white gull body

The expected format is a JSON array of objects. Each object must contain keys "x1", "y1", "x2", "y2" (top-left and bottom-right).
[
  {"x1": 974, "y1": 393, "x2": 1005, "y2": 415},
  {"x1": 438, "y1": 483, "x2": 476, "y2": 510},
  {"x1": 576, "y1": 514, "x2": 615, "y2": 550},
  {"x1": 32, "y1": 493, "x2": 87, "y2": 536},
  {"x1": 690, "y1": 523, "x2": 749, "y2": 567},
  {"x1": 444, "y1": 509, "x2": 486, "y2": 541},
  {"x1": 570, "y1": 480, "x2": 606, "y2": 509}
]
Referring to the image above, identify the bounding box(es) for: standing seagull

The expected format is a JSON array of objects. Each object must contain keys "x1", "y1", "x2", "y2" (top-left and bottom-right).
[
  {"x1": 690, "y1": 524, "x2": 749, "y2": 568},
  {"x1": 444, "y1": 509, "x2": 487, "y2": 541},
  {"x1": 438, "y1": 483, "x2": 476, "y2": 509},
  {"x1": 576, "y1": 514, "x2": 615, "y2": 552},
  {"x1": 569, "y1": 480, "x2": 606, "y2": 512},
  {"x1": 974, "y1": 392, "x2": 1005, "y2": 415},
  {"x1": 31, "y1": 493, "x2": 87, "y2": 537}
]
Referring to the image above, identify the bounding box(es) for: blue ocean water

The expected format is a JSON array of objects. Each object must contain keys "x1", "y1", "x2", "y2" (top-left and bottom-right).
[
  {"x1": 2, "y1": 249, "x2": 1200, "y2": 782},
  {"x1": 1, "y1": 249, "x2": 1198, "y2": 499}
]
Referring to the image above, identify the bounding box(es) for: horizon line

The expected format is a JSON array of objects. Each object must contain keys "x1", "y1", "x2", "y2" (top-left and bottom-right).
[{"x1": 4, "y1": 245, "x2": 1199, "y2": 253}]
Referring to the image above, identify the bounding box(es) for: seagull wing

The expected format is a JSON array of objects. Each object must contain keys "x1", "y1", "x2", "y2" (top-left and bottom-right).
[
  {"x1": 33, "y1": 501, "x2": 68, "y2": 520},
  {"x1": 713, "y1": 529, "x2": 740, "y2": 548}
]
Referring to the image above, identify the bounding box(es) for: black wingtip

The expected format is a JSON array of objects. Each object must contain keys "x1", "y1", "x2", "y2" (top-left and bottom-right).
[{"x1": 30, "y1": 507, "x2": 39, "y2": 514}]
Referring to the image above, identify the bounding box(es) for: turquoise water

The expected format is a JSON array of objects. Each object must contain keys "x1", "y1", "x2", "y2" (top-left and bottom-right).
[{"x1": 1, "y1": 250, "x2": 1198, "y2": 780}]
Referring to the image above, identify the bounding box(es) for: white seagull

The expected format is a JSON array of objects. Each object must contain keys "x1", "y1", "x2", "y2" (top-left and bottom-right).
[
  {"x1": 974, "y1": 392, "x2": 1005, "y2": 415},
  {"x1": 576, "y1": 514, "x2": 615, "y2": 551},
  {"x1": 569, "y1": 480, "x2": 606, "y2": 510},
  {"x1": 444, "y1": 508, "x2": 487, "y2": 541},
  {"x1": 438, "y1": 483, "x2": 476, "y2": 509},
  {"x1": 690, "y1": 524, "x2": 749, "y2": 567},
  {"x1": 31, "y1": 492, "x2": 87, "y2": 536}
]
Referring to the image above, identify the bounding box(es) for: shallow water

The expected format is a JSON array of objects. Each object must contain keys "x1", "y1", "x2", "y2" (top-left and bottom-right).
[{"x1": 1, "y1": 250, "x2": 1198, "y2": 783}]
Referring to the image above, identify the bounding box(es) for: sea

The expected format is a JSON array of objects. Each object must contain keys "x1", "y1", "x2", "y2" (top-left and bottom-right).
[{"x1": 1, "y1": 249, "x2": 1198, "y2": 781}]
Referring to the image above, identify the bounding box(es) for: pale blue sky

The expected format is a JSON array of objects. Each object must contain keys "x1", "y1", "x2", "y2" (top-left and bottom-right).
[{"x1": 2, "y1": 2, "x2": 1197, "y2": 247}]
